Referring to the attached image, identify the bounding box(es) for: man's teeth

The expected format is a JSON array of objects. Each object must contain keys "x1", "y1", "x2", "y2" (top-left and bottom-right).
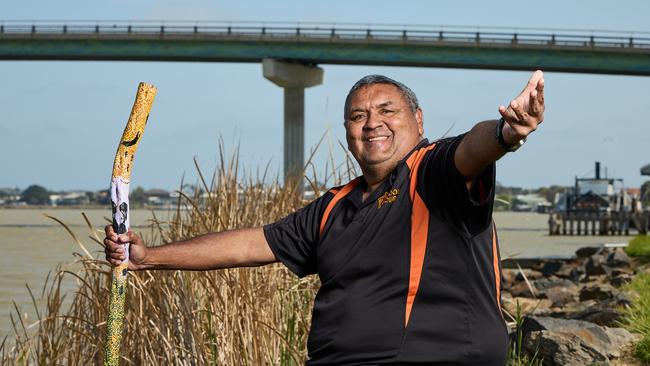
[{"x1": 368, "y1": 136, "x2": 388, "y2": 142}]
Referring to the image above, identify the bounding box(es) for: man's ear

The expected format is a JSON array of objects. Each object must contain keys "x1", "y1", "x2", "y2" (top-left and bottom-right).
[{"x1": 415, "y1": 108, "x2": 424, "y2": 136}]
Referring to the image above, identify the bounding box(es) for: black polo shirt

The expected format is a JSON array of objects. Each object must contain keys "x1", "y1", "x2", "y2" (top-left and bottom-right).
[{"x1": 263, "y1": 136, "x2": 508, "y2": 365}]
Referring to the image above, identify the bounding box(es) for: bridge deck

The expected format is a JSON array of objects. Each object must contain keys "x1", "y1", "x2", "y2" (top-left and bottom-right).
[{"x1": 2, "y1": 21, "x2": 650, "y2": 75}]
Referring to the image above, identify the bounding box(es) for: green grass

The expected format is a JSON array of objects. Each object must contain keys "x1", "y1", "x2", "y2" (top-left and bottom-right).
[
  {"x1": 635, "y1": 335, "x2": 650, "y2": 364},
  {"x1": 506, "y1": 300, "x2": 544, "y2": 366},
  {"x1": 625, "y1": 235, "x2": 650, "y2": 258},
  {"x1": 621, "y1": 272, "x2": 650, "y2": 363}
]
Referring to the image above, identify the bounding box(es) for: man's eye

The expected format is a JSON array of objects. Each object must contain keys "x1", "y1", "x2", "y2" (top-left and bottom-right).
[
  {"x1": 381, "y1": 109, "x2": 394, "y2": 115},
  {"x1": 350, "y1": 114, "x2": 366, "y2": 122}
]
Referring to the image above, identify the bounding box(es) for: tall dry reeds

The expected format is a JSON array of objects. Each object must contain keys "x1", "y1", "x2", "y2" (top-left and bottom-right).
[{"x1": 1, "y1": 141, "x2": 357, "y2": 365}]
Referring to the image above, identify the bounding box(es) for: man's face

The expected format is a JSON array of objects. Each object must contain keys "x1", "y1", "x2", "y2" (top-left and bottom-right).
[{"x1": 345, "y1": 83, "x2": 424, "y2": 173}]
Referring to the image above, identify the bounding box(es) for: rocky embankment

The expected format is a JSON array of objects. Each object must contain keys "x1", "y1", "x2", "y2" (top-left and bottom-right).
[{"x1": 502, "y1": 246, "x2": 646, "y2": 365}]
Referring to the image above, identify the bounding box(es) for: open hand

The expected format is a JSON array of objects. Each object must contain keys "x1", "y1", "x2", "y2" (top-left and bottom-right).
[{"x1": 498, "y1": 70, "x2": 545, "y2": 143}]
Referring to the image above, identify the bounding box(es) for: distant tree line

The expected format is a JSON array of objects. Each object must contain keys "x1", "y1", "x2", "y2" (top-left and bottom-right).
[
  {"x1": 0, "y1": 184, "x2": 174, "y2": 207},
  {"x1": 4, "y1": 181, "x2": 649, "y2": 208}
]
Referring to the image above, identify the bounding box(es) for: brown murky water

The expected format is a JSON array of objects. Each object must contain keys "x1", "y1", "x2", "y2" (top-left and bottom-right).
[
  {"x1": 0, "y1": 209, "x2": 635, "y2": 337},
  {"x1": 0, "y1": 208, "x2": 175, "y2": 338}
]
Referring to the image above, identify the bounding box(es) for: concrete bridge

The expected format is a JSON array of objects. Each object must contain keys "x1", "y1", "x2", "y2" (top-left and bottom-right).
[{"x1": 3, "y1": 21, "x2": 649, "y2": 180}]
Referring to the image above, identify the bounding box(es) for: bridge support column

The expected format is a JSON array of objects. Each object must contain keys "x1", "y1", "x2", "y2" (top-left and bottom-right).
[{"x1": 263, "y1": 58, "x2": 323, "y2": 184}]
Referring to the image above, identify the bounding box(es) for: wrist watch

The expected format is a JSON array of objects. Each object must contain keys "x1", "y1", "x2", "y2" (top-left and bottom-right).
[{"x1": 496, "y1": 118, "x2": 526, "y2": 152}]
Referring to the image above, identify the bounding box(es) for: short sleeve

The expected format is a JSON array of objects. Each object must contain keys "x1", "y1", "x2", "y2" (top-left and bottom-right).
[
  {"x1": 418, "y1": 134, "x2": 495, "y2": 236},
  {"x1": 263, "y1": 192, "x2": 332, "y2": 277}
]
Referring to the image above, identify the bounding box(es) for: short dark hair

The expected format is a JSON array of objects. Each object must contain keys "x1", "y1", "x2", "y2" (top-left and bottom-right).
[{"x1": 344, "y1": 75, "x2": 420, "y2": 120}]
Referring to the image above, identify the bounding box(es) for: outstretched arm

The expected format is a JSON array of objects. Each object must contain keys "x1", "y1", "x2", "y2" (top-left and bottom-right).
[
  {"x1": 455, "y1": 70, "x2": 545, "y2": 186},
  {"x1": 104, "y1": 225, "x2": 277, "y2": 271}
]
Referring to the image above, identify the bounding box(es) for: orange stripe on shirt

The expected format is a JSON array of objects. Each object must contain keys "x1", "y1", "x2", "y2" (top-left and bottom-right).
[
  {"x1": 404, "y1": 143, "x2": 436, "y2": 326},
  {"x1": 319, "y1": 178, "x2": 361, "y2": 238},
  {"x1": 491, "y1": 223, "x2": 502, "y2": 311}
]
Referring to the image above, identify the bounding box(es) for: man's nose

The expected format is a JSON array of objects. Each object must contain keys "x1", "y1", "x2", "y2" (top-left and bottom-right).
[{"x1": 364, "y1": 111, "x2": 384, "y2": 129}]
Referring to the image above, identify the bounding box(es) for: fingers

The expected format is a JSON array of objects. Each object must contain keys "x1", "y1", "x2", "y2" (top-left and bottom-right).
[
  {"x1": 498, "y1": 105, "x2": 516, "y2": 121},
  {"x1": 530, "y1": 90, "x2": 540, "y2": 115},
  {"x1": 535, "y1": 79, "x2": 544, "y2": 106},
  {"x1": 104, "y1": 224, "x2": 116, "y2": 241},
  {"x1": 509, "y1": 100, "x2": 529, "y2": 122},
  {"x1": 528, "y1": 70, "x2": 544, "y2": 88},
  {"x1": 520, "y1": 69, "x2": 543, "y2": 96},
  {"x1": 104, "y1": 237, "x2": 126, "y2": 265},
  {"x1": 529, "y1": 79, "x2": 545, "y2": 119},
  {"x1": 104, "y1": 225, "x2": 133, "y2": 266}
]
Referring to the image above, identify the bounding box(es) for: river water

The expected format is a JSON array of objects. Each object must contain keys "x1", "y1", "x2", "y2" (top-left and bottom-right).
[{"x1": 0, "y1": 208, "x2": 635, "y2": 337}]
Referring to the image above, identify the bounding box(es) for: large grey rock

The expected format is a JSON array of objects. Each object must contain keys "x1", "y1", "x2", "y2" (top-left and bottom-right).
[
  {"x1": 578, "y1": 308, "x2": 623, "y2": 328},
  {"x1": 554, "y1": 262, "x2": 585, "y2": 282},
  {"x1": 515, "y1": 269, "x2": 544, "y2": 282},
  {"x1": 550, "y1": 300, "x2": 622, "y2": 327},
  {"x1": 579, "y1": 283, "x2": 620, "y2": 302},
  {"x1": 585, "y1": 254, "x2": 608, "y2": 276},
  {"x1": 606, "y1": 249, "x2": 631, "y2": 268},
  {"x1": 502, "y1": 296, "x2": 552, "y2": 318},
  {"x1": 534, "y1": 277, "x2": 578, "y2": 297},
  {"x1": 606, "y1": 266, "x2": 633, "y2": 278},
  {"x1": 610, "y1": 273, "x2": 634, "y2": 288},
  {"x1": 521, "y1": 316, "x2": 637, "y2": 362},
  {"x1": 576, "y1": 246, "x2": 602, "y2": 258},
  {"x1": 524, "y1": 330, "x2": 607, "y2": 366},
  {"x1": 509, "y1": 281, "x2": 536, "y2": 298},
  {"x1": 544, "y1": 286, "x2": 577, "y2": 307},
  {"x1": 508, "y1": 276, "x2": 577, "y2": 298}
]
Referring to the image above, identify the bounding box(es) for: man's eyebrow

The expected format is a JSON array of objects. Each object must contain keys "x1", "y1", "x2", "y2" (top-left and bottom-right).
[
  {"x1": 376, "y1": 101, "x2": 394, "y2": 108},
  {"x1": 348, "y1": 108, "x2": 366, "y2": 114}
]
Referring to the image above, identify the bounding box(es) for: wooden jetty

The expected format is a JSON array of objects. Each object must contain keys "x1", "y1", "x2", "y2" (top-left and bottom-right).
[{"x1": 549, "y1": 211, "x2": 649, "y2": 236}]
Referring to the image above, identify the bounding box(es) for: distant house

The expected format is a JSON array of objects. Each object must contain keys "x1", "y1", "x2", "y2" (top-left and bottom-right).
[
  {"x1": 0, "y1": 187, "x2": 22, "y2": 204},
  {"x1": 145, "y1": 188, "x2": 172, "y2": 206},
  {"x1": 512, "y1": 194, "x2": 551, "y2": 212},
  {"x1": 49, "y1": 194, "x2": 62, "y2": 205},
  {"x1": 56, "y1": 191, "x2": 91, "y2": 206},
  {"x1": 97, "y1": 189, "x2": 111, "y2": 205}
]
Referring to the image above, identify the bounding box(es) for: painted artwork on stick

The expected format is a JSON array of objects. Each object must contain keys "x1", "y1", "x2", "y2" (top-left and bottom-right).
[{"x1": 110, "y1": 177, "x2": 130, "y2": 262}]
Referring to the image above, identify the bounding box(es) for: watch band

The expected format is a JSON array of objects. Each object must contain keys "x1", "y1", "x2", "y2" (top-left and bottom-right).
[{"x1": 496, "y1": 118, "x2": 526, "y2": 152}]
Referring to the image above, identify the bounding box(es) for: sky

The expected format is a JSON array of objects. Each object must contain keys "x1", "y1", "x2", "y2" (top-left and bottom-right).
[{"x1": 1, "y1": 0, "x2": 649, "y2": 191}]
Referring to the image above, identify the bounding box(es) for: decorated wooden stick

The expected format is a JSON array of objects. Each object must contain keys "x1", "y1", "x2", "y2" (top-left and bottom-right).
[{"x1": 104, "y1": 82, "x2": 157, "y2": 366}]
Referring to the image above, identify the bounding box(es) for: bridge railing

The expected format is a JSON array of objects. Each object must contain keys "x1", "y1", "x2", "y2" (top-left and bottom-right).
[{"x1": 2, "y1": 21, "x2": 650, "y2": 49}]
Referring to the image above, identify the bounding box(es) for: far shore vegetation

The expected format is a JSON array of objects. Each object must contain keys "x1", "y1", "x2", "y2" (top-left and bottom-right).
[{"x1": 8, "y1": 182, "x2": 650, "y2": 212}]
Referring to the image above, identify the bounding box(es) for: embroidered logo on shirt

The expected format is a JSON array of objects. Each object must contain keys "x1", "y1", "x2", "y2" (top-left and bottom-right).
[{"x1": 377, "y1": 188, "x2": 400, "y2": 208}]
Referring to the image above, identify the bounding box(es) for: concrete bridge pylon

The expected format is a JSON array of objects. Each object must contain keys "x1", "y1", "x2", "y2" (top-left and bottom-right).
[{"x1": 262, "y1": 58, "x2": 323, "y2": 183}]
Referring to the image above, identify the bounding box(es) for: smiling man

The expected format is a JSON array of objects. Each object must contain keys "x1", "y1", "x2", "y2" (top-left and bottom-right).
[{"x1": 105, "y1": 70, "x2": 545, "y2": 365}]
